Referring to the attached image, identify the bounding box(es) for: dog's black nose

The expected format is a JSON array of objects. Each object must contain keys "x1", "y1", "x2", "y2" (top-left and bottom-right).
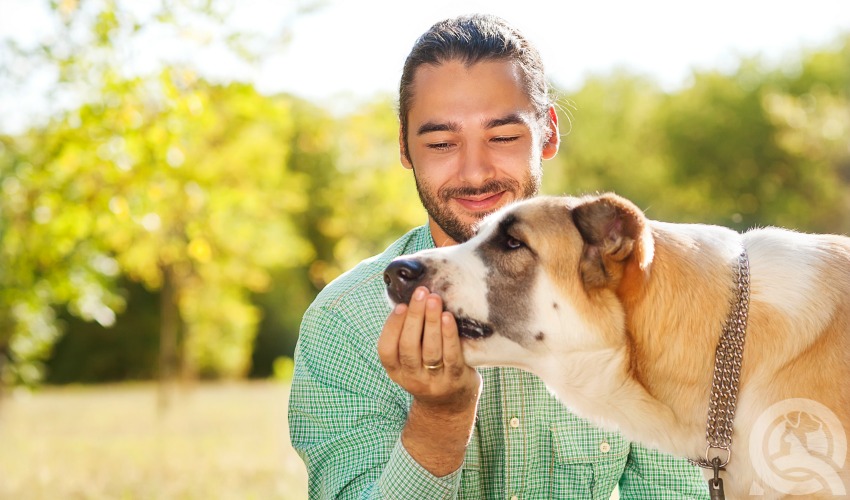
[{"x1": 384, "y1": 258, "x2": 426, "y2": 304}]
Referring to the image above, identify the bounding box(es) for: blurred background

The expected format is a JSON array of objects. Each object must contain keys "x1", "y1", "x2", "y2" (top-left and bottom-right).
[{"x1": 0, "y1": 0, "x2": 848, "y2": 498}]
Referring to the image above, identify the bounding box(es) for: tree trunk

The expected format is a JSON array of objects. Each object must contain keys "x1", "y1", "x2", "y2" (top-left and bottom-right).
[
  {"x1": 0, "y1": 344, "x2": 7, "y2": 409},
  {"x1": 158, "y1": 264, "x2": 180, "y2": 412}
]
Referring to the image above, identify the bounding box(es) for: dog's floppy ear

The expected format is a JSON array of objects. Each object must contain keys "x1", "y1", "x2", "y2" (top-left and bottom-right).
[{"x1": 571, "y1": 193, "x2": 653, "y2": 289}]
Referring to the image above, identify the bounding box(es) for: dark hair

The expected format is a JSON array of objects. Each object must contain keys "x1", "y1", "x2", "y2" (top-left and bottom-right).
[{"x1": 398, "y1": 14, "x2": 553, "y2": 160}]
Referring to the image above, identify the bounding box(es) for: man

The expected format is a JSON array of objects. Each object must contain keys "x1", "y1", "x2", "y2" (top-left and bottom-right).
[{"x1": 289, "y1": 14, "x2": 709, "y2": 499}]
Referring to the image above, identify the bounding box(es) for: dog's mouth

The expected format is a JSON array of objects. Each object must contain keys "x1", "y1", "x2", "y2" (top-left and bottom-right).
[{"x1": 456, "y1": 316, "x2": 494, "y2": 339}]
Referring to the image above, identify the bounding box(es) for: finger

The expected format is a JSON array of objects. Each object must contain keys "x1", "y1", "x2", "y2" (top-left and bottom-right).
[
  {"x1": 397, "y1": 286, "x2": 428, "y2": 369},
  {"x1": 378, "y1": 303, "x2": 407, "y2": 371},
  {"x1": 421, "y1": 293, "x2": 444, "y2": 368},
  {"x1": 441, "y1": 312, "x2": 465, "y2": 368}
]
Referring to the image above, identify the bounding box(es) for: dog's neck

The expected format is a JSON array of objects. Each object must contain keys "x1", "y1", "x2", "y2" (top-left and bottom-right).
[{"x1": 536, "y1": 345, "x2": 706, "y2": 458}]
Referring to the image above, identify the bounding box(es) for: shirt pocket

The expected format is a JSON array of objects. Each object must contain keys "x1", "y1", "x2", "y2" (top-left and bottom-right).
[
  {"x1": 459, "y1": 424, "x2": 482, "y2": 500},
  {"x1": 550, "y1": 414, "x2": 628, "y2": 500}
]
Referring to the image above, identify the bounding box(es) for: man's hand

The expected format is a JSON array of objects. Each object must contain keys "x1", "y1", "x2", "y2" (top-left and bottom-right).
[
  {"x1": 378, "y1": 286, "x2": 482, "y2": 476},
  {"x1": 379, "y1": 286, "x2": 481, "y2": 409}
]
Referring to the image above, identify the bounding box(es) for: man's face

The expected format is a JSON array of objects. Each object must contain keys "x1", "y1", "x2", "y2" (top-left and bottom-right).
[{"x1": 400, "y1": 59, "x2": 558, "y2": 245}]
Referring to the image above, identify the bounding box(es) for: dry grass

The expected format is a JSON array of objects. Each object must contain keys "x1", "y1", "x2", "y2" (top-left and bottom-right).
[{"x1": 0, "y1": 381, "x2": 308, "y2": 500}]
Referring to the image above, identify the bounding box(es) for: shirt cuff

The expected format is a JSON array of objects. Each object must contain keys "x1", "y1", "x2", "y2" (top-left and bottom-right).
[{"x1": 378, "y1": 438, "x2": 463, "y2": 499}]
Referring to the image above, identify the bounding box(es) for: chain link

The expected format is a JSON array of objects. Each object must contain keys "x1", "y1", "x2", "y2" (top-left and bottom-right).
[{"x1": 691, "y1": 250, "x2": 750, "y2": 469}]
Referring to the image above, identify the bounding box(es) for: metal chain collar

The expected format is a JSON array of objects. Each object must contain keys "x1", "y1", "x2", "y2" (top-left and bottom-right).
[{"x1": 690, "y1": 250, "x2": 751, "y2": 470}]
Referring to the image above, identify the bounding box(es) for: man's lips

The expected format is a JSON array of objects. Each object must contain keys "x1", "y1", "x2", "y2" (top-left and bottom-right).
[{"x1": 454, "y1": 192, "x2": 505, "y2": 212}]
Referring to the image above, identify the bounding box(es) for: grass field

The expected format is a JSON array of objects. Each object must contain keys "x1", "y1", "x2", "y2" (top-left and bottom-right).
[{"x1": 0, "y1": 381, "x2": 308, "y2": 500}]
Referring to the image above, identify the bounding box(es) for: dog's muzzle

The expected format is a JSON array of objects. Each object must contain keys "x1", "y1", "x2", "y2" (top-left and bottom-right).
[{"x1": 383, "y1": 258, "x2": 494, "y2": 340}]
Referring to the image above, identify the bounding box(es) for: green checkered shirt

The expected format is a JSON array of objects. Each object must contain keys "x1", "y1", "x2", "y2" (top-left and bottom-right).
[{"x1": 289, "y1": 225, "x2": 709, "y2": 499}]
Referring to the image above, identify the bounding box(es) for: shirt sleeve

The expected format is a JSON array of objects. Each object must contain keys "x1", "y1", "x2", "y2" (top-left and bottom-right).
[
  {"x1": 380, "y1": 439, "x2": 463, "y2": 498},
  {"x1": 617, "y1": 443, "x2": 710, "y2": 499},
  {"x1": 287, "y1": 303, "x2": 463, "y2": 499}
]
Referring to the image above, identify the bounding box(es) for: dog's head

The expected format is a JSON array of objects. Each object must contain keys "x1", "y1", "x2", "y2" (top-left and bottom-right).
[{"x1": 383, "y1": 193, "x2": 655, "y2": 368}]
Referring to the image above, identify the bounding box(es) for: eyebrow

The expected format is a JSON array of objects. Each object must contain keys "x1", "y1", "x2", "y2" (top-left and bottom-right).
[
  {"x1": 484, "y1": 113, "x2": 526, "y2": 129},
  {"x1": 415, "y1": 113, "x2": 527, "y2": 136},
  {"x1": 416, "y1": 121, "x2": 460, "y2": 135}
]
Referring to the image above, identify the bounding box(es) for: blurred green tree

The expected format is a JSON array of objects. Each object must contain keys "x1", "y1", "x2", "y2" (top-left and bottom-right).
[
  {"x1": 543, "y1": 71, "x2": 668, "y2": 203},
  {"x1": 0, "y1": 0, "x2": 322, "y2": 387},
  {"x1": 1, "y1": 129, "x2": 126, "y2": 385},
  {"x1": 253, "y1": 95, "x2": 423, "y2": 376},
  {"x1": 763, "y1": 37, "x2": 850, "y2": 234},
  {"x1": 547, "y1": 35, "x2": 850, "y2": 235},
  {"x1": 3, "y1": 72, "x2": 313, "y2": 385}
]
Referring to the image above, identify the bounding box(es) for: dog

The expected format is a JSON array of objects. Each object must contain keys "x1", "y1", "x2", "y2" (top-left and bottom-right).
[{"x1": 384, "y1": 193, "x2": 850, "y2": 499}]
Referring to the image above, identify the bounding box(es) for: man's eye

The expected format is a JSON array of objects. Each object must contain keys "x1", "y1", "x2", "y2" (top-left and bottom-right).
[
  {"x1": 492, "y1": 136, "x2": 519, "y2": 143},
  {"x1": 427, "y1": 142, "x2": 451, "y2": 150}
]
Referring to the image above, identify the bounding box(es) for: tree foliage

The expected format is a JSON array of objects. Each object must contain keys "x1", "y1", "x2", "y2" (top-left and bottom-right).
[
  {"x1": 0, "y1": 0, "x2": 319, "y2": 384},
  {"x1": 546, "y1": 38, "x2": 850, "y2": 233}
]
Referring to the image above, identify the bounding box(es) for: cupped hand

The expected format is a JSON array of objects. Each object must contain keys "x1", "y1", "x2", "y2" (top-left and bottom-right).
[{"x1": 378, "y1": 286, "x2": 482, "y2": 413}]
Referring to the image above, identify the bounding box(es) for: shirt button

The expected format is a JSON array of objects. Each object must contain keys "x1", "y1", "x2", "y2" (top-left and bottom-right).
[
  {"x1": 509, "y1": 417, "x2": 520, "y2": 428},
  {"x1": 600, "y1": 441, "x2": 611, "y2": 453},
  {"x1": 510, "y1": 496, "x2": 519, "y2": 500}
]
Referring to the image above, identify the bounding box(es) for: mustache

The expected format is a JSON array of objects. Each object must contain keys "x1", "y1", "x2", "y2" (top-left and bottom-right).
[{"x1": 439, "y1": 178, "x2": 520, "y2": 200}]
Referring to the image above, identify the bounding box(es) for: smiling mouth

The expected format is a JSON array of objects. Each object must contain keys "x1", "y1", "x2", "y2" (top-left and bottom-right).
[
  {"x1": 456, "y1": 317, "x2": 494, "y2": 339},
  {"x1": 455, "y1": 192, "x2": 505, "y2": 212}
]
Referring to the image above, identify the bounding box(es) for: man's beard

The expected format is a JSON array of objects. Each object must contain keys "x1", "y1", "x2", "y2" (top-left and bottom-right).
[{"x1": 412, "y1": 167, "x2": 541, "y2": 243}]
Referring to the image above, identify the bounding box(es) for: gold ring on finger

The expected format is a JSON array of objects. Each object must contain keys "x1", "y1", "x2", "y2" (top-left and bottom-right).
[{"x1": 423, "y1": 360, "x2": 444, "y2": 370}]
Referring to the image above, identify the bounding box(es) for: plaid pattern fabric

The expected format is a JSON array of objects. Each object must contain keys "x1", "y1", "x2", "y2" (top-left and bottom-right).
[{"x1": 288, "y1": 225, "x2": 709, "y2": 499}]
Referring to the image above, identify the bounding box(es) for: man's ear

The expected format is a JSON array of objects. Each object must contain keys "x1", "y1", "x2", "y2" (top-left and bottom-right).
[
  {"x1": 399, "y1": 126, "x2": 413, "y2": 170},
  {"x1": 542, "y1": 106, "x2": 560, "y2": 160},
  {"x1": 571, "y1": 193, "x2": 652, "y2": 288}
]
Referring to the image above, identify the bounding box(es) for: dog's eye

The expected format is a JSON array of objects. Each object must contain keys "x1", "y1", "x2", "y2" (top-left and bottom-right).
[{"x1": 505, "y1": 237, "x2": 524, "y2": 250}]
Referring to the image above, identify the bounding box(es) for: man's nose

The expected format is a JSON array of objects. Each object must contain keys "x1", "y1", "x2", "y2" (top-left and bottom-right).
[
  {"x1": 384, "y1": 258, "x2": 426, "y2": 304},
  {"x1": 457, "y1": 142, "x2": 496, "y2": 185}
]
